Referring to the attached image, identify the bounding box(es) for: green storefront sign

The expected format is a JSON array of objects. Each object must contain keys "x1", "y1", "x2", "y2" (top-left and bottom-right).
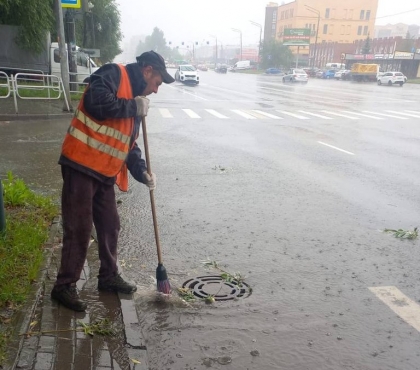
[{"x1": 283, "y1": 28, "x2": 310, "y2": 46}]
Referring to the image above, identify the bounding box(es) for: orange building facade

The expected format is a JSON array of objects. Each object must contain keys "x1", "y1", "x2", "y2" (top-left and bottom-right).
[{"x1": 264, "y1": 0, "x2": 378, "y2": 67}]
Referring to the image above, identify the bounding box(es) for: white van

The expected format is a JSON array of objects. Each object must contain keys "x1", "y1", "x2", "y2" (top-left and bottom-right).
[
  {"x1": 325, "y1": 63, "x2": 345, "y2": 70},
  {"x1": 50, "y1": 42, "x2": 99, "y2": 83},
  {"x1": 232, "y1": 60, "x2": 251, "y2": 72}
]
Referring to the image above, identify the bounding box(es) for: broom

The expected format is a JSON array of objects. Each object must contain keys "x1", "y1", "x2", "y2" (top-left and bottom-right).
[{"x1": 141, "y1": 116, "x2": 171, "y2": 294}]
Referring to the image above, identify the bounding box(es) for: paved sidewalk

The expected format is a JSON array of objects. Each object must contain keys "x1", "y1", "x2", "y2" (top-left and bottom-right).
[
  {"x1": 0, "y1": 97, "x2": 74, "y2": 121},
  {"x1": 5, "y1": 217, "x2": 148, "y2": 370}
]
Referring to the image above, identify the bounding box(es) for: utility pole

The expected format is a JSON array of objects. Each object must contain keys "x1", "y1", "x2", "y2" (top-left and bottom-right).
[
  {"x1": 250, "y1": 21, "x2": 262, "y2": 69},
  {"x1": 54, "y1": 0, "x2": 72, "y2": 111},
  {"x1": 305, "y1": 5, "x2": 320, "y2": 69}
]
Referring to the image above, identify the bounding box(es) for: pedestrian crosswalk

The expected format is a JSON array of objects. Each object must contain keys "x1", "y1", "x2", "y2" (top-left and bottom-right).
[{"x1": 150, "y1": 108, "x2": 420, "y2": 121}]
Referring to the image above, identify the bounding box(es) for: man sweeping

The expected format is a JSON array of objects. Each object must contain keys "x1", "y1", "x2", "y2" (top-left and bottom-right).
[{"x1": 51, "y1": 51, "x2": 174, "y2": 312}]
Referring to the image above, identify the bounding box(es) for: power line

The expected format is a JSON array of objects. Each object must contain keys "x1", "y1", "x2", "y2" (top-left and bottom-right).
[{"x1": 376, "y1": 7, "x2": 420, "y2": 19}]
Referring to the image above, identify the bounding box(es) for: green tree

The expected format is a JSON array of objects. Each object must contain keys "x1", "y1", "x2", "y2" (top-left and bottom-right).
[
  {"x1": 362, "y1": 34, "x2": 371, "y2": 54},
  {"x1": 0, "y1": 0, "x2": 54, "y2": 53},
  {"x1": 136, "y1": 27, "x2": 170, "y2": 57},
  {"x1": 135, "y1": 27, "x2": 183, "y2": 62},
  {"x1": 75, "y1": 0, "x2": 122, "y2": 63},
  {"x1": 261, "y1": 39, "x2": 293, "y2": 69}
]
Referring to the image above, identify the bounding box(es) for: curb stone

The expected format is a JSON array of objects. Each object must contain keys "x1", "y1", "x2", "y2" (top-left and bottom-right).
[{"x1": 4, "y1": 216, "x2": 148, "y2": 370}]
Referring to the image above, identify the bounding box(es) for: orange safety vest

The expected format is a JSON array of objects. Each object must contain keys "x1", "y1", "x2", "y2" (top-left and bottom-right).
[{"x1": 61, "y1": 65, "x2": 135, "y2": 192}]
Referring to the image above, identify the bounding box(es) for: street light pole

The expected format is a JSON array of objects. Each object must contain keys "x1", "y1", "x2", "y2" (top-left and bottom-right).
[
  {"x1": 232, "y1": 28, "x2": 242, "y2": 61},
  {"x1": 250, "y1": 20, "x2": 262, "y2": 69},
  {"x1": 305, "y1": 4, "x2": 320, "y2": 68},
  {"x1": 209, "y1": 34, "x2": 218, "y2": 68}
]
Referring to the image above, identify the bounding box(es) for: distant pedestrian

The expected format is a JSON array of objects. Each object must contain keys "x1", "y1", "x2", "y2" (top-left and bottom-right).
[{"x1": 51, "y1": 51, "x2": 174, "y2": 311}]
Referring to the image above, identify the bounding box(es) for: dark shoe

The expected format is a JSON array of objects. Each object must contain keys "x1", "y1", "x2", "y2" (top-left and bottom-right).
[
  {"x1": 51, "y1": 284, "x2": 87, "y2": 312},
  {"x1": 98, "y1": 274, "x2": 137, "y2": 294}
]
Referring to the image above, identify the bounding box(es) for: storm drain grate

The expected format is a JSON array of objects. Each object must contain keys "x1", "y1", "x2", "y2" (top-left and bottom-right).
[{"x1": 182, "y1": 275, "x2": 251, "y2": 301}]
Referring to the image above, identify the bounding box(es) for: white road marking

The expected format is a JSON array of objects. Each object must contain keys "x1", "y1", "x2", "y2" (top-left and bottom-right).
[
  {"x1": 298, "y1": 110, "x2": 333, "y2": 119},
  {"x1": 205, "y1": 109, "x2": 229, "y2": 119},
  {"x1": 251, "y1": 110, "x2": 283, "y2": 119},
  {"x1": 159, "y1": 108, "x2": 173, "y2": 118},
  {"x1": 362, "y1": 111, "x2": 408, "y2": 119},
  {"x1": 182, "y1": 109, "x2": 201, "y2": 118},
  {"x1": 231, "y1": 109, "x2": 257, "y2": 119},
  {"x1": 369, "y1": 286, "x2": 420, "y2": 332},
  {"x1": 386, "y1": 110, "x2": 420, "y2": 118},
  {"x1": 276, "y1": 110, "x2": 309, "y2": 119},
  {"x1": 405, "y1": 110, "x2": 420, "y2": 115},
  {"x1": 322, "y1": 110, "x2": 359, "y2": 120},
  {"x1": 341, "y1": 111, "x2": 384, "y2": 120},
  {"x1": 318, "y1": 141, "x2": 355, "y2": 155}
]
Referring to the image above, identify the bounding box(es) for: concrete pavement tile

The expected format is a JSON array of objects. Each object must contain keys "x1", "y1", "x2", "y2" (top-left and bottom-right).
[
  {"x1": 97, "y1": 349, "x2": 112, "y2": 367},
  {"x1": 33, "y1": 352, "x2": 53, "y2": 370},
  {"x1": 73, "y1": 354, "x2": 92, "y2": 369},
  {"x1": 38, "y1": 336, "x2": 56, "y2": 353}
]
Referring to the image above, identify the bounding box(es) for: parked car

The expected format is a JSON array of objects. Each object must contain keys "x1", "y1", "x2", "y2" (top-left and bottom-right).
[
  {"x1": 197, "y1": 64, "x2": 208, "y2": 71},
  {"x1": 282, "y1": 68, "x2": 308, "y2": 83},
  {"x1": 377, "y1": 71, "x2": 405, "y2": 86},
  {"x1": 215, "y1": 64, "x2": 228, "y2": 73},
  {"x1": 320, "y1": 69, "x2": 336, "y2": 79},
  {"x1": 174, "y1": 64, "x2": 199, "y2": 84},
  {"x1": 265, "y1": 67, "x2": 283, "y2": 75},
  {"x1": 304, "y1": 68, "x2": 320, "y2": 77},
  {"x1": 334, "y1": 69, "x2": 350, "y2": 80}
]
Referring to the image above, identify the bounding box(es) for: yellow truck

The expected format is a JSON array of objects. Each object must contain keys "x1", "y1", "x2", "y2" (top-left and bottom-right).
[{"x1": 350, "y1": 63, "x2": 380, "y2": 82}]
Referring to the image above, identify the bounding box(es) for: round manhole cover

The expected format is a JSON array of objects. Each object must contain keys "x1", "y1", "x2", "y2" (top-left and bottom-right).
[{"x1": 182, "y1": 275, "x2": 251, "y2": 301}]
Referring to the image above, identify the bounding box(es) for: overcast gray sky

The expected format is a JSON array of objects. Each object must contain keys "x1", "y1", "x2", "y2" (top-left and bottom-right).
[{"x1": 116, "y1": 0, "x2": 420, "y2": 47}]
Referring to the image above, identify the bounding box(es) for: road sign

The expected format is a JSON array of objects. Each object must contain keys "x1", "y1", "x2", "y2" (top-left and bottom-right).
[
  {"x1": 283, "y1": 28, "x2": 310, "y2": 46},
  {"x1": 79, "y1": 48, "x2": 101, "y2": 57},
  {"x1": 61, "y1": 0, "x2": 81, "y2": 8}
]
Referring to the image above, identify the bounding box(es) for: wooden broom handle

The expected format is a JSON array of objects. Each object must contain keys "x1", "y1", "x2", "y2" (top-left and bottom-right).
[{"x1": 141, "y1": 116, "x2": 163, "y2": 264}]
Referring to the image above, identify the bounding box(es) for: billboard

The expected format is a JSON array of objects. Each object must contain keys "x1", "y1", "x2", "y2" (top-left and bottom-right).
[{"x1": 283, "y1": 28, "x2": 310, "y2": 46}]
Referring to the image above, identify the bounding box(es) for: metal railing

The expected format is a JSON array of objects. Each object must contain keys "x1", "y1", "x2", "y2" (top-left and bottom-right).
[
  {"x1": 0, "y1": 71, "x2": 11, "y2": 98},
  {"x1": 6, "y1": 73, "x2": 70, "y2": 114}
]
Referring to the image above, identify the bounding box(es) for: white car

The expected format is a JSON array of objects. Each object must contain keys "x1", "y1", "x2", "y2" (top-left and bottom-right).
[
  {"x1": 377, "y1": 71, "x2": 405, "y2": 86},
  {"x1": 334, "y1": 69, "x2": 349, "y2": 80},
  {"x1": 174, "y1": 65, "x2": 199, "y2": 85},
  {"x1": 282, "y1": 68, "x2": 308, "y2": 83}
]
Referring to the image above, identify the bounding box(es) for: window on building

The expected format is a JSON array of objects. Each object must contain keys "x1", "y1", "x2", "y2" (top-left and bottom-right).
[
  {"x1": 349, "y1": 9, "x2": 353, "y2": 18},
  {"x1": 341, "y1": 25, "x2": 345, "y2": 35},
  {"x1": 366, "y1": 10, "x2": 371, "y2": 20},
  {"x1": 290, "y1": 9, "x2": 294, "y2": 17},
  {"x1": 347, "y1": 25, "x2": 351, "y2": 35},
  {"x1": 281, "y1": 11, "x2": 284, "y2": 20},
  {"x1": 363, "y1": 26, "x2": 368, "y2": 35},
  {"x1": 272, "y1": 23, "x2": 276, "y2": 30},
  {"x1": 325, "y1": 8, "x2": 330, "y2": 18},
  {"x1": 313, "y1": 24, "x2": 316, "y2": 31},
  {"x1": 323, "y1": 24, "x2": 328, "y2": 34},
  {"x1": 357, "y1": 25, "x2": 362, "y2": 35},
  {"x1": 329, "y1": 24, "x2": 334, "y2": 35},
  {"x1": 360, "y1": 10, "x2": 365, "y2": 20},
  {"x1": 343, "y1": 9, "x2": 347, "y2": 19},
  {"x1": 272, "y1": 12, "x2": 277, "y2": 21},
  {"x1": 331, "y1": 8, "x2": 336, "y2": 18}
]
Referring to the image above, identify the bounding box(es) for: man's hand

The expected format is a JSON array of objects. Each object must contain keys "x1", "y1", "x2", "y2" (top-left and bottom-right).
[
  {"x1": 134, "y1": 96, "x2": 150, "y2": 117},
  {"x1": 142, "y1": 171, "x2": 156, "y2": 190}
]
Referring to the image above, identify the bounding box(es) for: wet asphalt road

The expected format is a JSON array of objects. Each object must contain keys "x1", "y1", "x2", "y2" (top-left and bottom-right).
[{"x1": 2, "y1": 71, "x2": 420, "y2": 369}]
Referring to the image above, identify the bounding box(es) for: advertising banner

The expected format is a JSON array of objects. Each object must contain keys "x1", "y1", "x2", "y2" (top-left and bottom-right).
[{"x1": 283, "y1": 28, "x2": 310, "y2": 46}]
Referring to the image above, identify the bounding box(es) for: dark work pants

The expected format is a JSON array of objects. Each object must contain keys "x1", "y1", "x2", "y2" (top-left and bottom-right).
[{"x1": 55, "y1": 165, "x2": 120, "y2": 287}]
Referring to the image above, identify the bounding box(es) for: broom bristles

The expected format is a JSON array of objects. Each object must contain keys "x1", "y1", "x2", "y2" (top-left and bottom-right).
[{"x1": 156, "y1": 263, "x2": 171, "y2": 294}]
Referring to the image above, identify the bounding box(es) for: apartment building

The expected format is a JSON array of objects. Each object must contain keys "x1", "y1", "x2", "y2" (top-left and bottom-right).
[{"x1": 264, "y1": 0, "x2": 378, "y2": 67}]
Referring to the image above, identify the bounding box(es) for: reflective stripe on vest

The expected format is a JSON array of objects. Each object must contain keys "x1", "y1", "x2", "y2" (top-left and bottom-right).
[{"x1": 61, "y1": 64, "x2": 135, "y2": 181}]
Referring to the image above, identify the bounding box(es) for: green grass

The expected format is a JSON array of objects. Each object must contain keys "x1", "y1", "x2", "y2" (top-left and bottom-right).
[
  {"x1": 0, "y1": 172, "x2": 59, "y2": 364},
  {"x1": 407, "y1": 78, "x2": 420, "y2": 84},
  {"x1": 0, "y1": 82, "x2": 84, "y2": 100}
]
